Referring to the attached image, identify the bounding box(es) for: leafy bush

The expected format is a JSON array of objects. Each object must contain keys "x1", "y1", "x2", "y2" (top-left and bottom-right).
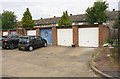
[
  {"x1": 107, "y1": 38, "x2": 118, "y2": 47},
  {"x1": 107, "y1": 39, "x2": 114, "y2": 44}
]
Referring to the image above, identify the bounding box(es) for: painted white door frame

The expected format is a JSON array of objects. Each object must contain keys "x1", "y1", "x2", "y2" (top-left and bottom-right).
[
  {"x1": 27, "y1": 30, "x2": 36, "y2": 36},
  {"x1": 3, "y1": 32, "x2": 8, "y2": 36},
  {"x1": 79, "y1": 28, "x2": 99, "y2": 47},
  {"x1": 57, "y1": 29, "x2": 73, "y2": 46}
]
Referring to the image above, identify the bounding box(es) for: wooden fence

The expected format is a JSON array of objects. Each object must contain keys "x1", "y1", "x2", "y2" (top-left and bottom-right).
[{"x1": 109, "y1": 29, "x2": 118, "y2": 39}]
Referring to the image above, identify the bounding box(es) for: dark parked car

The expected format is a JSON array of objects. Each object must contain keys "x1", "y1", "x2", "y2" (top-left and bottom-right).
[
  {"x1": 18, "y1": 36, "x2": 47, "y2": 51},
  {"x1": 0, "y1": 36, "x2": 7, "y2": 47},
  {"x1": 2, "y1": 34, "x2": 22, "y2": 49}
]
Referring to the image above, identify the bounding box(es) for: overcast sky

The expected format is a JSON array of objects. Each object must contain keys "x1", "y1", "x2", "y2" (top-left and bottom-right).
[{"x1": 0, "y1": 0, "x2": 119, "y2": 21}]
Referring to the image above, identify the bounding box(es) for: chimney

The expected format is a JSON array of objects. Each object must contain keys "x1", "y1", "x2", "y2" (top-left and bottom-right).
[
  {"x1": 113, "y1": 9, "x2": 115, "y2": 11},
  {"x1": 70, "y1": 14, "x2": 72, "y2": 16},
  {"x1": 54, "y1": 16, "x2": 56, "y2": 18}
]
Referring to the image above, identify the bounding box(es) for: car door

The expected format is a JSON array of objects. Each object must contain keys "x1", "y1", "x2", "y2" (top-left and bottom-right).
[
  {"x1": 37, "y1": 36, "x2": 44, "y2": 47},
  {"x1": 32, "y1": 36, "x2": 38, "y2": 48},
  {"x1": 10, "y1": 35, "x2": 19, "y2": 47}
]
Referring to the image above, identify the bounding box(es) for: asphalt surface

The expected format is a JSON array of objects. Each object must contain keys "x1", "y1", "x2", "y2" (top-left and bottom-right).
[{"x1": 1, "y1": 46, "x2": 100, "y2": 77}]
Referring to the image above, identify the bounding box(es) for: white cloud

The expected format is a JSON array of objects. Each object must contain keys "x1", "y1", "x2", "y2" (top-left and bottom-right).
[{"x1": 0, "y1": 0, "x2": 119, "y2": 21}]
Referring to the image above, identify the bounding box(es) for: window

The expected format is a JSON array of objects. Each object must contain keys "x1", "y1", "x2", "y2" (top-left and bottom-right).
[
  {"x1": 29, "y1": 36, "x2": 36, "y2": 40},
  {"x1": 37, "y1": 37, "x2": 42, "y2": 40}
]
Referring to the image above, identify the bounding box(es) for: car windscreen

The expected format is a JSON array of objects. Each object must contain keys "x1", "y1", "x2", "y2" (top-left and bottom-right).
[
  {"x1": 19, "y1": 37, "x2": 29, "y2": 42},
  {"x1": 11, "y1": 35, "x2": 19, "y2": 38}
]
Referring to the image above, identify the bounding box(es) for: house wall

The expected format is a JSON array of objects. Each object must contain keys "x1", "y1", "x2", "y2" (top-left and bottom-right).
[{"x1": 106, "y1": 20, "x2": 115, "y2": 28}]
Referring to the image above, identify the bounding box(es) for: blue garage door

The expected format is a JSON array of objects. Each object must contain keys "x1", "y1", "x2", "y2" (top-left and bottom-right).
[
  {"x1": 40, "y1": 29, "x2": 52, "y2": 44},
  {"x1": 11, "y1": 31, "x2": 16, "y2": 35}
]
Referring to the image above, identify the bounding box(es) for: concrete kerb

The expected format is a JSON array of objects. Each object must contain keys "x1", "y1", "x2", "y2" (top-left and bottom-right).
[{"x1": 90, "y1": 48, "x2": 113, "y2": 78}]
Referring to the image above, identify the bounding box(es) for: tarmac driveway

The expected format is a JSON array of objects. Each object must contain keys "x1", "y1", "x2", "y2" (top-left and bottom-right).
[{"x1": 2, "y1": 46, "x2": 99, "y2": 77}]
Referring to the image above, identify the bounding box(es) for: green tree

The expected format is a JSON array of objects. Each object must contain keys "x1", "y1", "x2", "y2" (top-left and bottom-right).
[
  {"x1": 2, "y1": 11, "x2": 17, "y2": 30},
  {"x1": 58, "y1": 11, "x2": 72, "y2": 26},
  {"x1": 85, "y1": 0, "x2": 108, "y2": 24},
  {"x1": 21, "y1": 8, "x2": 34, "y2": 29},
  {"x1": 112, "y1": 11, "x2": 120, "y2": 29}
]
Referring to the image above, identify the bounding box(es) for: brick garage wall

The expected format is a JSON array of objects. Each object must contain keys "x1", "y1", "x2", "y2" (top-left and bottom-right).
[
  {"x1": 8, "y1": 30, "x2": 11, "y2": 35},
  {"x1": 16, "y1": 29, "x2": 24, "y2": 35},
  {"x1": 36, "y1": 28, "x2": 40, "y2": 36},
  {"x1": 102, "y1": 25, "x2": 109, "y2": 43},
  {"x1": 52, "y1": 25, "x2": 99, "y2": 47},
  {"x1": 52, "y1": 27, "x2": 57, "y2": 45},
  {"x1": 0, "y1": 30, "x2": 2, "y2": 36},
  {"x1": 1, "y1": 24, "x2": 109, "y2": 47},
  {"x1": 99, "y1": 24, "x2": 110, "y2": 47},
  {"x1": 23, "y1": 29, "x2": 27, "y2": 36},
  {"x1": 2, "y1": 29, "x2": 24, "y2": 35},
  {"x1": 72, "y1": 26, "x2": 78, "y2": 46}
]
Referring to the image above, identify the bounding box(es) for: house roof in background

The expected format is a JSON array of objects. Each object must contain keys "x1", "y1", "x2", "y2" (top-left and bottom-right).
[{"x1": 17, "y1": 11, "x2": 118, "y2": 26}]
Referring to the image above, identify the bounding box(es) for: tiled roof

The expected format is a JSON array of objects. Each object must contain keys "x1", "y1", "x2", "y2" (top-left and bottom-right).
[
  {"x1": 17, "y1": 11, "x2": 118, "y2": 26},
  {"x1": 106, "y1": 11, "x2": 118, "y2": 20}
]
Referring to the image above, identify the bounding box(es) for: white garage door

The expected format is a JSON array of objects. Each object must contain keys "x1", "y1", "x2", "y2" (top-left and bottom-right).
[
  {"x1": 27, "y1": 30, "x2": 36, "y2": 36},
  {"x1": 3, "y1": 32, "x2": 8, "y2": 36},
  {"x1": 79, "y1": 28, "x2": 99, "y2": 47},
  {"x1": 57, "y1": 29, "x2": 73, "y2": 46}
]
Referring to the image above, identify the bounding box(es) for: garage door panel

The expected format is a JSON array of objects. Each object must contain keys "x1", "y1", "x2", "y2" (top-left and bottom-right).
[
  {"x1": 57, "y1": 29, "x2": 73, "y2": 46},
  {"x1": 27, "y1": 30, "x2": 36, "y2": 36},
  {"x1": 79, "y1": 28, "x2": 98, "y2": 47},
  {"x1": 40, "y1": 29, "x2": 52, "y2": 44},
  {"x1": 3, "y1": 32, "x2": 8, "y2": 36}
]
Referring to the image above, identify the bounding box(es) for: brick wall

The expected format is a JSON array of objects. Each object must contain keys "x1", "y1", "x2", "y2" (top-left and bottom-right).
[
  {"x1": 8, "y1": 30, "x2": 11, "y2": 35},
  {"x1": 23, "y1": 29, "x2": 27, "y2": 36},
  {"x1": 72, "y1": 26, "x2": 78, "y2": 46},
  {"x1": 102, "y1": 25, "x2": 109, "y2": 42},
  {"x1": 36, "y1": 28, "x2": 40, "y2": 36},
  {"x1": 99, "y1": 24, "x2": 110, "y2": 47},
  {"x1": 0, "y1": 30, "x2": 2, "y2": 36},
  {"x1": 52, "y1": 27, "x2": 57, "y2": 45},
  {"x1": 1, "y1": 25, "x2": 110, "y2": 47},
  {"x1": 99, "y1": 24, "x2": 103, "y2": 47},
  {"x1": 16, "y1": 29, "x2": 24, "y2": 35}
]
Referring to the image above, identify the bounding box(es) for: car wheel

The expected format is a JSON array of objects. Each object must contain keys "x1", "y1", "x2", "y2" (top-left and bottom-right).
[
  {"x1": 2, "y1": 47, "x2": 6, "y2": 49},
  {"x1": 18, "y1": 47, "x2": 22, "y2": 50},
  {"x1": 9, "y1": 43, "x2": 14, "y2": 49},
  {"x1": 44, "y1": 43, "x2": 47, "y2": 47},
  {"x1": 28, "y1": 46, "x2": 33, "y2": 51}
]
